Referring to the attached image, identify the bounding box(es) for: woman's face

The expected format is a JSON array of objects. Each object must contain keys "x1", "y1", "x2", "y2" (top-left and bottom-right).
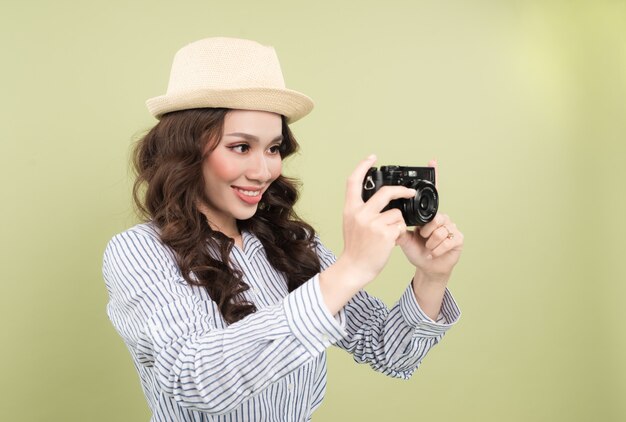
[{"x1": 200, "y1": 109, "x2": 283, "y2": 233}]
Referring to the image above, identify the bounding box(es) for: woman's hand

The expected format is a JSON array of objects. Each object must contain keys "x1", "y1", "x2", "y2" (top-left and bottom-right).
[
  {"x1": 396, "y1": 160, "x2": 464, "y2": 281},
  {"x1": 338, "y1": 154, "x2": 416, "y2": 286},
  {"x1": 318, "y1": 154, "x2": 415, "y2": 315},
  {"x1": 319, "y1": 156, "x2": 461, "y2": 316}
]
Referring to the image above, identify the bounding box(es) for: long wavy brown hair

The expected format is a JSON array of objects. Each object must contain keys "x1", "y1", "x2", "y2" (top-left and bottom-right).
[{"x1": 132, "y1": 108, "x2": 321, "y2": 324}]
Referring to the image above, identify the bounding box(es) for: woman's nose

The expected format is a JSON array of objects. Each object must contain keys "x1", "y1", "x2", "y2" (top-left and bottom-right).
[{"x1": 246, "y1": 153, "x2": 273, "y2": 182}]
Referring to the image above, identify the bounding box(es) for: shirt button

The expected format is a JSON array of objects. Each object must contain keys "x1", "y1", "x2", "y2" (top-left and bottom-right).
[
  {"x1": 287, "y1": 383, "x2": 294, "y2": 391},
  {"x1": 321, "y1": 334, "x2": 329, "y2": 342}
]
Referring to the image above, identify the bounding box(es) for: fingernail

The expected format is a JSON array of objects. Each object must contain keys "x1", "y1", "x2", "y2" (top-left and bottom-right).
[
  {"x1": 367, "y1": 154, "x2": 376, "y2": 160},
  {"x1": 409, "y1": 188, "x2": 417, "y2": 195}
]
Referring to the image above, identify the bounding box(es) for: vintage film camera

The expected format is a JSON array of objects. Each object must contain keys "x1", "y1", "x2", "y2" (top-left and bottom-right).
[{"x1": 361, "y1": 166, "x2": 438, "y2": 226}]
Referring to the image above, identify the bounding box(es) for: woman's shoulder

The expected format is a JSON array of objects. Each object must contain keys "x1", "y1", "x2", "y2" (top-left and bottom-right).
[
  {"x1": 103, "y1": 221, "x2": 184, "y2": 285},
  {"x1": 107, "y1": 220, "x2": 161, "y2": 245},
  {"x1": 103, "y1": 221, "x2": 188, "y2": 295},
  {"x1": 104, "y1": 221, "x2": 174, "y2": 263}
]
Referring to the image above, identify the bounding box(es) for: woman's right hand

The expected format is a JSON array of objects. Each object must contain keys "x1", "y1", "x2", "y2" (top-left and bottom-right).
[
  {"x1": 338, "y1": 154, "x2": 417, "y2": 287},
  {"x1": 318, "y1": 154, "x2": 417, "y2": 315}
]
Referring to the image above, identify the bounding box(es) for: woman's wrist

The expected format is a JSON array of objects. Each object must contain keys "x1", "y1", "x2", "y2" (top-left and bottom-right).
[
  {"x1": 413, "y1": 267, "x2": 450, "y2": 286},
  {"x1": 318, "y1": 256, "x2": 372, "y2": 315},
  {"x1": 411, "y1": 269, "x2": 449, "y2": 320}
]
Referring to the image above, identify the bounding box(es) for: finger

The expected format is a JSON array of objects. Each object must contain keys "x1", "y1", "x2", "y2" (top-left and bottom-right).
[
  {"x1": 395, "y1": 223, "x2": 408, "y2": 240},
  {"x1": 430, "y1": 230, "x2": 463, "y2": 258},
  {"x1": 428, "y1": 158, "x2": 438, "y2": 189},
  {"x1": 425, "y1": 224, "x2": 453, "y2": 250},
  {"x1": 396, "y1": 226, "x2": 414, "y2": 246},
  {"x1": 363, "y1": 185, "x2": 417, "y2": 214},
  {"x1": 419, "y1": 213, "x2": 448, "y2": 238},
  {"x1": 345, "y1": 154, "x2": 378, "y2": 211},
  {"x1": 374, "y1": 208, "x2": 405, "y2": 226},
  {"x1": 368, "y1": 213, "x2": 406, "y2": 243}
]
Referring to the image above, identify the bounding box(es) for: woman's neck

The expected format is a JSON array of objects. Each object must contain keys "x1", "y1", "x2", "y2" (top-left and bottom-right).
[{"x1": 205, "y1": 218, "x2": 242, "y2": 248}]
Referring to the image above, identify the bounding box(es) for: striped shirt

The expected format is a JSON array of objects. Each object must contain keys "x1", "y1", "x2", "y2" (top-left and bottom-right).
[{"x1": 102, "y1": 222, "x2": 460, "y2": 421}]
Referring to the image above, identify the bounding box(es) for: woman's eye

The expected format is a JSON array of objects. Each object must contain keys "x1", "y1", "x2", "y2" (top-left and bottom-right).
[
  {"x1": 229, "y1": 144, "x2": 250, "y2": 153},
  {"x1": 268, "y1": 145, "x2": 281, "y2": 154}
]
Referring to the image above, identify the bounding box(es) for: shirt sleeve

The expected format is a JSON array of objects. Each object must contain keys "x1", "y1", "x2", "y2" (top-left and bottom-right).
[
  {"x1": 102, "y1": 228, "x2": 347, "y2": 415},
  {"x1": 314, "y1": 236, "x2": 461, "y2": 379}
]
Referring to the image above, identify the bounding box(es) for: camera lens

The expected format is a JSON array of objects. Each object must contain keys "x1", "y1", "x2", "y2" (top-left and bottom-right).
[{"x1": 404, "y1": 181, "x2": 438, "y2": 226}]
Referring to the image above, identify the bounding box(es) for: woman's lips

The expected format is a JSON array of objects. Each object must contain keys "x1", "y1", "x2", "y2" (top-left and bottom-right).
[{"x1": 232, "y1": 186, "x2": 264, "y2": 205}]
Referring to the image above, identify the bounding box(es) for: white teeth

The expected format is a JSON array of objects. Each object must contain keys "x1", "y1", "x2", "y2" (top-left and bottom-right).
[{"x1": 235, "y1": 188, "x2": 261, "y2": 197}]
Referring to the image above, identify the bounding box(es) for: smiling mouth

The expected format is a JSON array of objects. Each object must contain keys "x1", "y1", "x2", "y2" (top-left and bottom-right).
[
  {"x1": 231, "y1": 186, "x2": 266, "y2": 205},
  {"x1": 232, "y1": 187, "x2": 262, "y2": 197}
]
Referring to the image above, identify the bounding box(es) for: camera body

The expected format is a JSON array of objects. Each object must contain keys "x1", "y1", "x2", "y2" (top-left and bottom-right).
[{"x1": 361, "y1": 166, "x2": 438, "y2": 226}]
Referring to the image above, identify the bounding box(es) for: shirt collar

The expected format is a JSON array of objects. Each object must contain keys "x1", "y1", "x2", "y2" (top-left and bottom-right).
[{"x1": 240, "y1": 230, "x2": 264, "y2": 258}]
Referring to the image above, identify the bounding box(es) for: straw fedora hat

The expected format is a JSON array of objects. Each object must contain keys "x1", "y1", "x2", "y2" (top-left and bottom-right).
[{"x1": 146, "y1": 37, "x2": 314, "y2": 123}]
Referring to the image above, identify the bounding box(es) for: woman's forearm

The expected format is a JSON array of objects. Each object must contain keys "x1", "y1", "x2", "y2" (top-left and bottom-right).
[
  {"x1": 318, "y1": 256, "x2": 372, "y2": 315},
  {"x1": 411, "y1": 269, "x2": 449, "y2": 320}
]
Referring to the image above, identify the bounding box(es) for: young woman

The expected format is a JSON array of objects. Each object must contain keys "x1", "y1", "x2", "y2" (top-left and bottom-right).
[{"x1": 103, "y1": 37, "x2": 463, "y2": 421}]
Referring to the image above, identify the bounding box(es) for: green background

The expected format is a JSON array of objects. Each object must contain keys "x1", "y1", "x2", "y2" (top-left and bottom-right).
[{"x1": 2, "y1": 1, "x2": 624, "y2": 421}]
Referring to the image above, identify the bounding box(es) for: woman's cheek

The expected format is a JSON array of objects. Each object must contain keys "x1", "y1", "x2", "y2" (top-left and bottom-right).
[
  {"x1": 207, "y1": 154, "x2": 241, "y2": 181},
  {"x1": 270, "y1": 158, "x2": 282, "y2": 181}
]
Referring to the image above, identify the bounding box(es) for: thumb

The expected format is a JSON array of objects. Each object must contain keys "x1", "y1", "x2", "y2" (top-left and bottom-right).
[{"x1": 396, "y1": 228, "x2": 413, "y2": 247}]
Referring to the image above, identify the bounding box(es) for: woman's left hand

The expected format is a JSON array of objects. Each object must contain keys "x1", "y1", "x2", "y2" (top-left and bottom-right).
[{"x1": 396, "y1": 160, "x2": 464, "y2": 280}]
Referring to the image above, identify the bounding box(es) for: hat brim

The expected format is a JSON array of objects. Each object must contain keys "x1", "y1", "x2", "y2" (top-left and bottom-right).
[{"x1": 146, "y1": 87, "x2": 314, "y2": 124}]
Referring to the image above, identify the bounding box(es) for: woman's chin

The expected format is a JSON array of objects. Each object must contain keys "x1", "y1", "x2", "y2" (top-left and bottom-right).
[{"x1": 233, "y1": 206, "x2": 259, "y2": 222}]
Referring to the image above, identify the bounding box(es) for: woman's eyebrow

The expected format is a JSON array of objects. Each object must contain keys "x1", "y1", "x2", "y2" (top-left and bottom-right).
[{"x1": 224, "y1": 132, "x2": 283, "y2": 142}]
